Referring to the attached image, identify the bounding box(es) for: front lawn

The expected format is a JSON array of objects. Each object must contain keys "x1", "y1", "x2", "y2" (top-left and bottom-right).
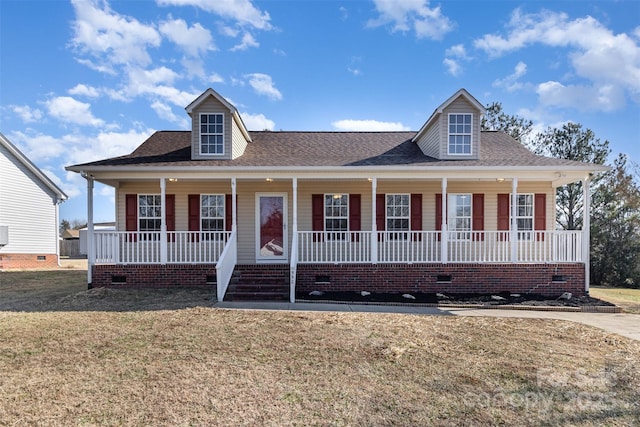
[{"x1": 590, "y1": 287, "x2": 640, "y2": 314}]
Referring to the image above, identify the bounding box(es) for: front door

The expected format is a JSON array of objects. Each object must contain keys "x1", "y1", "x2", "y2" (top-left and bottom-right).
[{"x1": 256, "y1": 193, "x2": 288, "y2": 262}]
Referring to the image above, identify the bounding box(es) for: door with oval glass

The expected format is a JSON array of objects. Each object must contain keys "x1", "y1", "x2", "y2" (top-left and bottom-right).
[{"x1": 255, "y1": 193, "x2": 288, "y2": 261}]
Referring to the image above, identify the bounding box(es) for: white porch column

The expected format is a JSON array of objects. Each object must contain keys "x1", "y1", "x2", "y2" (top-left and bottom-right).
[
  {"x1": 292, "y1": 178, "x2": 298, "y2": 234},
  {"x1": 160, "y1": 178, "x2": 167, "y2": 264},
  {"x1": 582, "y1": 176, "x2": 591, "y2": 293},
  {"x1": 511, "y1": 178, "x2": 518, "y2": 263},
  {"x1": 86, "y1": 175, "x2": 94, "y2": 287},
  {"x1": 441, "y1": 178, "x2": 448, "y2": 264},
  {"x1": 370, "y1": 178, "x2": 378, "y2": 264},
  {"x1": 231, "y1": 177, "x2": 237, "y2": 231}
]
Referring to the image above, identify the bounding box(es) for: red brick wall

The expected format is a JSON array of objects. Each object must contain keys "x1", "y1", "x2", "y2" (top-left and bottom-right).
[
  {"x1": 296, "y1": 263, "x2": 586, "y2": 297},
  {"x1": 0, "y1": 253, "x2": 60, "y2": 269},
  {"x1": 91, "y1": 264, "x2": 217, "y2": 288}
]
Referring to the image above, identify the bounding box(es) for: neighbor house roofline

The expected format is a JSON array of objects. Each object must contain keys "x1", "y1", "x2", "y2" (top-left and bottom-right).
[{"x1": 1, "y1": 132, "x2": 68, "y2": 201}]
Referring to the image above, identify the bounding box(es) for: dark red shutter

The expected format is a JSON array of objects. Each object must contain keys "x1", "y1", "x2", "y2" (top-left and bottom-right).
[
  {"x1": 188, "y1": 194, "x2": 200, "y2": 242},
  {"x1": 435, "y1": 194, "x2": 442, "y2": 241},
  {"x1": 126, "y1": 194, "x2": 138, "y2": 242},
  {"x1": 349, "y1": 194, "x2": 361, "y2": 242},
  {"x1": 472, "y1": 193, "x2": 484, "y2": 241},
  {"x1": 497, "y1": 193, "x2": 510, "y2": 241},
  {"x1": 225, "y1": 194, "x2": 233, "y2": 232},
  {"x1": 534, "y1": 193, "x2": 546, "y2": 241},
  {"x1": 312, "y1": 194, "x2": 324, "y2": 242},
  {"x1": 376, "y1": 194, "x2": 385, "y2": 240},
  {"x1": 165, "y1": 194, "x2": 175, "y2": 242},
  {"x1": 410, "y1": 194, "x2": 422, "y2": 241}
]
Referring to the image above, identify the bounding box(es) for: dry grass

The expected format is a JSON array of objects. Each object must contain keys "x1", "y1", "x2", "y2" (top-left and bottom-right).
[
  {"x1": 590, "y1": 287, "x2": 640, "y2": 314},
  {"x1": 0, "y1": 270, "x2": 638, "y2": 426}
]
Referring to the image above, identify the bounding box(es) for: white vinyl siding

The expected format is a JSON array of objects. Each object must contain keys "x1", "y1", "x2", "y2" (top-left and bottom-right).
[
  {"x1": 0, "y1": 143, "x2": 59, "y2": 254},
  {"x1": 439, "y1": 97, "x2": 480, "y2": 160},
  {"x1": 190, "y1": 97, "x2": 232, "y2": 160}
]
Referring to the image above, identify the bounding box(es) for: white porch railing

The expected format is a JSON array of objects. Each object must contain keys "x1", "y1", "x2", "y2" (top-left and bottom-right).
[
  {"x1": 297, "y1": 230, "x2": 584, "y2": 264},
  {"x1": 297, "y1": 231, "x2": 372, "y2": 263},
  {"x1": 215, "y1": 230, "x2": 237, "y2": 302},
  {"x1": 93, "y1": 231, "x2": 231, "y2": 265}
]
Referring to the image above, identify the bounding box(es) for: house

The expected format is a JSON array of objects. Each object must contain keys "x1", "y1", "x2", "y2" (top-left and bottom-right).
[
  {"x1": 66, "y1": 88, "x2": 607, "y2": 301},
  {"x1": 0, "y1": 133, "x2": 67, "y2": 269}
]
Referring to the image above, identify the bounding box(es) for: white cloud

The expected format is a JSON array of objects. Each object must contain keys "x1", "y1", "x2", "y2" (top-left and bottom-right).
[
  {"x1": 332, "y1": 119, "x2": 410, "y2": 131},
  {"x1": 492, "y1": 61, "x2": 527, "y2": 92},
  {"x1": 157, "y1": 0, "x2": 272, "y2": 30},
  {"x1": 536, "y1": 81, "x2": 625, "y2": 112},
  {"x1": 208, "y1": 73, "x2": 225, "y2": 84},
  {"x1": 445, "y1": 44, "x2": 468, "y2": 59},
  {"x1": 7, "y1": 130, "x2": 66, "y2": 162},
  {"x1": 474, "y1": 9, "x2": 640, "y2": 109},
  {"x1": 150, "y1": 100, "x2": 190, "y2": 128},
  {"x1": 367, "y1": 0, "x2": 453, "y2": 40},
  {"x1": 241, "y1": 112, "x2": 275, "y2": 131},
  {"x1": 159, "y1": 18, "x2": 214, "y2": 56},
  {"x1": 70, "y1": 0, "x2": 161, "y2": 68},
  {"x1": 230, "y1": 32, "x2": 259, "y2": 51},
  {"x1": 245, "y1": 73, "x2": 282, "y2": 100},
  {"x1": 11, "y1": 105, "x2": 43, "y2": 123},
  {"x1": 68, "y1": 84, "x2": 100, "y2": 98},
  {"x1": 443, "y1": 58, "x2": 462, "y2": 77},
  {"x1": 45, "y1": 96, "x2": 105, "y2": 127}
]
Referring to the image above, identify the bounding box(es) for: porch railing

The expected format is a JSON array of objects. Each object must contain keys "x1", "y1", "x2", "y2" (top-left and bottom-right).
[
  {"x1": 297, "y1": 230, "x2": 584, "y2": 264},
  {"x1": 215, "y1": 230, "x2": 237, "y2": 302},
  {"x1": 93, "y1": 231, "x2": 231, "y2": 265}
]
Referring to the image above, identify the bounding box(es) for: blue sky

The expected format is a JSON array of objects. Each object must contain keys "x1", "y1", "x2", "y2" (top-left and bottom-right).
[{"x1": 1, "y1": 0, "x2": 639, "y2": 224}]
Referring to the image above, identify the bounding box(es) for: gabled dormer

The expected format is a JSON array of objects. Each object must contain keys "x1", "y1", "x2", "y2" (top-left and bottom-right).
[
  {"x1": 412, "y1": 88, "x2": 485, "y2": 160},
  {"x1": 185, "y1": 88, "x2": 252, "y2": 160}
]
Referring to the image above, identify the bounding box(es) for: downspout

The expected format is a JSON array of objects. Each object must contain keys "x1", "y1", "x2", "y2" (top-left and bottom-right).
[{"x1": 582, "y1": 175, "x2": 591, "y2": 294}]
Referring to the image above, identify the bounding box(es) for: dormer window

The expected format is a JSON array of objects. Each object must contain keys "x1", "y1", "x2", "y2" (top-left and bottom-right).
[
  {"x1": 448, "y1": 113, "x2": 472, "y2": 155},
  {"x1": 200, "y1": 113, "x2": 224, "y2": 155}
]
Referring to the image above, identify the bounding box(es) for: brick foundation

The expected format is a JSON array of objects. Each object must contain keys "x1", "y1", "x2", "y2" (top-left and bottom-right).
[
  {"x1": 91, "y1": 264, "x2": 217, "y2": 289},
  {"x1": 296, "y1": 263, "x2": 586, "y2": 297},
  {"x1": 0, "y1": 253, "x2": 60, "y2": 269}
]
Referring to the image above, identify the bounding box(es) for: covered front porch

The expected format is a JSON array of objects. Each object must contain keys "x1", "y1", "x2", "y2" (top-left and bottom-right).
[{"x1": 84, "y1": 174, "x2": 592, "y2": 302}]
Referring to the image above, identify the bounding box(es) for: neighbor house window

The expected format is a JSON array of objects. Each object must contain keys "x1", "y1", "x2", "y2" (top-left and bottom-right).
[
  {"x1": 325, "y1": 194, "x2": 348, "y2": 239},
  {"x1": 138, "y1": 194, "x2": 162, "y2": 233},
  {"x1": 200, "y1": 113, "x2": 224, "y2": 155},
  {"x1": 386, "y1": 194, "x2": 410, "y2": 239},
  {"x1": 448, "y1": 113, "x2": 472, "y2": 155},
  {"x1": 512, "y1": 194, "x2": 534, "y2": 239},
  {"x1": 448, "y1": 194, "x2": 472, "y2": 240},
  {"x1": 201, "y1": 194, "x2": 225, "y2": 234}
]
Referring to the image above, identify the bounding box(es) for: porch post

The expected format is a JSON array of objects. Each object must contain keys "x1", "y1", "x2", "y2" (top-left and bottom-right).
[
  {"x1": 582, "y1": 176, "x2": 591, "y2": 293},
  {"x1": 231, "y1": 177, "x2": 237, "y2": 231},
  {"x1": 86, "y1": 174, "x2": 94, "y2": 288},
  {"x1": 292, "y1": 178, "x2": 298, "y2": 234},
  {"x1": 370, "y1": 178, "x2": 378, "y2": 264},
  {"x1": 511, "y1": 178, "x2": 518, "y2": 262},
  {"x1": 441, "y1": 178, "x2": 448, "y2": 264},
  {"x1": 160, "y1": 178, "x2": 167, "y2": 264}
]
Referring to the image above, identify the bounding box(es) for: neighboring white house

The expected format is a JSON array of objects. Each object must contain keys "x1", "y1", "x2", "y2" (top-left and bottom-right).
[{"x1": 0, "y1": 133, "x2": 67, "y2": 269}]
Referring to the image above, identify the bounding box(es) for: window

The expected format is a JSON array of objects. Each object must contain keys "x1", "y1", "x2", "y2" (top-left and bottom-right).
[
  {"x1": 448, "y1": 113, "x2": 472, "y2": 155},
  {"x1": 138, "y1": 194, "x2": 162, "y2": 234},
  {"x1": 325, "y1": 194, "x2": 348, "y2": 239},
  {"x1": 448, "y1": 194, "x2": 472, "y2": 240},
  {"x1": 201, "y1": 195, "x2": 225, "y2": 234},
  {"x1": 200, "y1": 113, "x2": 224, "y2": 155},
  {"x1": 512, "y1": 194, "x2": 534, "y2": 239},
  {"x1": 386, "y1": 194, "x2": 410, "y2": 239}
]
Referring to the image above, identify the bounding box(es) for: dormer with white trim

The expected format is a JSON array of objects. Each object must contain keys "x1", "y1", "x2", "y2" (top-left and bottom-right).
[
  {"x1": 185, "y1": 88, "x2": 252, "y2": 160},
  {"x1": 412, "y1": 88, "x2": 485, "y2": 160}
]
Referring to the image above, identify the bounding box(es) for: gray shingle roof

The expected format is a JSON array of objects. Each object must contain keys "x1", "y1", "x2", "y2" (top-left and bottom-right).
[{"x1": 68, "y1": 130, "x2": 597, "y2": 169}]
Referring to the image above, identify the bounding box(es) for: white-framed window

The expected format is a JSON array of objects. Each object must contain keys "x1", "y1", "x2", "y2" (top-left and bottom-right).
[
  {"x1": 512, "y1": 193, "x2": 534, "y2": 239},
  {"x1": 448, "y1": 194, "x2": 472, "y2": 240},
  {"x1": 386, "y1": 194, "x2": 410, "y2": 239},
  {"x1": 325, "y1": 194, "x2": 348, "y2": 239},
  {"x1": 448, "y1": 113, "x2": 472, "y2": 155},
  {"x1": 200, "y1": 113, "x2": 224, "y2": 155},
  {"x1": 138, "y1": 194, "x2": 162, "y2": 233},
  {"x1": 201, "y1": 194, "x2": 225, "y2": 233}
]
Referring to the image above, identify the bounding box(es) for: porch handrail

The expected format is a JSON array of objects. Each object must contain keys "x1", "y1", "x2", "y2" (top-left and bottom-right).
[
  {"x1": 215, "y1": 230, "x2": 237, "y2": 302},
  {"x1": 378, "y1": 231, "x2": 441, "y2": 263},
  {"x1": 297, "y1": 231, "x2": 372, "y2": 264},
  {"x1": 289, "y1": 232, "x2": 298, "y2": 303},
  {"x1": 167, "y1": 231, "x2": 231, "y2": 264}
]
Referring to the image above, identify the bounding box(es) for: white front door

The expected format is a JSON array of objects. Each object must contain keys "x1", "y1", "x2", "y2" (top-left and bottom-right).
[{"x1": 256, "y1": 193, "x2": 288, "y2": 262}]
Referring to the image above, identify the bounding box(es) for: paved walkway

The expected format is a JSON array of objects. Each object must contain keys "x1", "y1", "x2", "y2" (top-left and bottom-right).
[{"x1": 213, "y1": 301, "x2": 640, "y2": 341}]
